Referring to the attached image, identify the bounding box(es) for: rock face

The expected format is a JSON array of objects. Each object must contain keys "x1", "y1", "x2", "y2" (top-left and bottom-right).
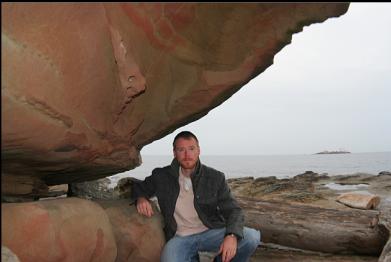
[
  {"x1": 2, "y1": 197, "x2": 166, "y2": 262},
  {"x1": 2, "y1": 3, "x2": 349, "y2": 197},
  {"x1": 97, "y1": 199, "x2": 165, "y2": 262},
  {"x1": 1, "y1": 198, "x2": 117, "y2": 262}
]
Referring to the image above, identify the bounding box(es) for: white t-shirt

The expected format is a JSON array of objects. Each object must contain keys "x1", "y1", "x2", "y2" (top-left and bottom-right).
[{"x1": 174, "y1": 168, "x2": 209, "y2": 236}]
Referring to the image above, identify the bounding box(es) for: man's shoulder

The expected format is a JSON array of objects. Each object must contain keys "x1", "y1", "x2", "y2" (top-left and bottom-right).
[
  {"x1": 201, "y1": 164, "x2": 225, "y2": 180},
  {"x1": 151, "y1": 165, "x2": 172, "y2": 176}
]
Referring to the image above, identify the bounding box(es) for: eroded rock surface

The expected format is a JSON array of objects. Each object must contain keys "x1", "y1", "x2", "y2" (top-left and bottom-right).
[
  {"x1": 228, "y1": 172, "x2": 391, "y2": 261},
  {"x1": 97, "y1": 199, "x2": 165, "y2": 262},
  {"x1": 2, "y1": 3, "x2": 349, "y2": 198},
  {"x1": 251, "y1": 243, "x2": 379, "y2": 262},
  {"x1": 228, "y1": 171, "x2": 391, "y2": 211},
  {"x1": 1, "y1": 198, "x2": 117, "y2": 262},
  {"x1": 1, "y1": 197, "x2": 165, "y2": 262}
]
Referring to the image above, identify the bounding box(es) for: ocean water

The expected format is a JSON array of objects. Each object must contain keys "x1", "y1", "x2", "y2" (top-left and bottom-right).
[{"x1": 108, "y1": 152, "x2": 391, "y2": 185}]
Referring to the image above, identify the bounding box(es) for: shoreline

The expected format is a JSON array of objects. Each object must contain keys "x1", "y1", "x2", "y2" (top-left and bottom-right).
[
  {"x1": 227, "y1": 171, "x2": 391, "y2": 210},
  {"x1": 109, "y1": 170, "x2": 390, "y2": 187},
  {"x1": 110, "y1": 152, "x2": 391, "y2": 183}
]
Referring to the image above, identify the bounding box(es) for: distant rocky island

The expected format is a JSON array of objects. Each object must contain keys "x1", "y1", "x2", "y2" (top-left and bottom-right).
[{"x1": 315, "y1": 150, "x2": 351, "y2": 154}]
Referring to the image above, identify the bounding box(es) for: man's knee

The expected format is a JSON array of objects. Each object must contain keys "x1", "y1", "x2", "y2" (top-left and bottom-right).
[
  {"x1": 242, "y1": 227, "x2": 261, "y2": 250},
  {"x1": 161, "y1": 238, "x2": 184, "y2": 262},
  {"x1": 161, "y1": 236, "x2": 198, "y2": 262}
]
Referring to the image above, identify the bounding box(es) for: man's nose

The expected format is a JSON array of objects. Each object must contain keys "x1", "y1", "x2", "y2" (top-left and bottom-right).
[{"x1": 184, "y1": 149, "x2": 193, "y2": 157}]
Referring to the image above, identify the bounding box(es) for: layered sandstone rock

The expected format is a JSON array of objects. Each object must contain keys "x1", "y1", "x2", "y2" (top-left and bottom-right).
[
  {"x1": 1, "y1": 198, "x2": 117, "y2": 262},
  {"x1": 1, "y1": 198, "x2": 165, "y2": 262},
  {"x1": 97, "y1": 199, "x2": 165, "y2": 262},
  {"x1": 230, "y1": 173, "x2": 390, "y2": 260},
  {"x1": 2, "y1": 3, "x2": 349, "y2": 197},
  {"x1": 336, "y1": 192, "x2": 381, "y2": 210}
]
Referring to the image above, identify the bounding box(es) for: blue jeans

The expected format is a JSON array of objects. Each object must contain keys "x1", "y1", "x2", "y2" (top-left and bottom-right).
[{"x1": 161, "y1": 227, "x2": 261, "y2": 262}]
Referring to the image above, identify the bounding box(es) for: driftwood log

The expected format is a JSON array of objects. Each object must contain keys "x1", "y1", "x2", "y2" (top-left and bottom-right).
[{"x1": 237, "y1": 197, "x2": 389, "y2": 256}]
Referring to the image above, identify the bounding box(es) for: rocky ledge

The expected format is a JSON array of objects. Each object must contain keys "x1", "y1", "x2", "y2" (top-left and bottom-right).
[
  {"x1": 228, "y1": 171, "x2": 391, "y2": 211},
  {"x1": 228, "y1": 171, "x2": 391, "y2": 261}
]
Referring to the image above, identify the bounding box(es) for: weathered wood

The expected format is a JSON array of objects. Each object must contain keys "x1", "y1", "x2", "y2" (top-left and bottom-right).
[{"x1": 237, "y1": 197, "x2": 388, "y2": 256}]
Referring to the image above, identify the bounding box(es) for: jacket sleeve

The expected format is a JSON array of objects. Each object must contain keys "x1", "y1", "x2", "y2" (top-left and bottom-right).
[
  {"x1": 217, "y1": 175, "x2": 245, "y2": 240},
  {"x1": 131, "y1": 169, "x2": 158, "y2": 200}
]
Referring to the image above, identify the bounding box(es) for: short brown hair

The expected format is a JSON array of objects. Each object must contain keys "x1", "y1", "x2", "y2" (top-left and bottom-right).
[{"x1": 173, "y1": 131, "x2": 199, "y2": 149}]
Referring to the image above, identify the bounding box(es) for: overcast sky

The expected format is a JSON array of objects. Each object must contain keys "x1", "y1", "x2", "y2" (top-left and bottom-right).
[{"x1": 142, "y1": 3, "x2": 391, "y2": 156}]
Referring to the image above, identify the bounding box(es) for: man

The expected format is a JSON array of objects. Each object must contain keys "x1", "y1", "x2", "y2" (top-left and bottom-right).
[{"x1": 133, "y1": 131, "x2": 260, "y2": 262}]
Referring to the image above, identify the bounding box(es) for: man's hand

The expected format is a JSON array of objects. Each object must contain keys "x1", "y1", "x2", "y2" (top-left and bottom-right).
[
  {"x1": 218, "y1": 234, "x2": 237, "y2": 262},
  {"x1": 136, "y1": 197, "x2": 154, "y2": 217}
]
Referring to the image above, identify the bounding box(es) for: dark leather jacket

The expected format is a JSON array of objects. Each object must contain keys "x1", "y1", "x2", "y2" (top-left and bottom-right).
[{"x1": 132, "y1": 158, "x2": 244, "y2": 241}]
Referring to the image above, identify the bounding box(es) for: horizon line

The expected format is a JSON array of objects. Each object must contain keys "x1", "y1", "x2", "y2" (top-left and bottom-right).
[{"x1": 141, "y1": 151, "x2": 391, "y2": 157}]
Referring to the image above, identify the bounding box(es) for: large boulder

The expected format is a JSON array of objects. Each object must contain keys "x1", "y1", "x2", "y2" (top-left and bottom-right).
[
  {"x1": 1, "y1": 198, "x2": 117, "y2": 262},
  {"x1": 2, "y1": 197, "x2": 167, "y2": 262},
  {"x1": 97, "y1": 199, "x2": 165, "y2": 262},
  {"x1": 2, "y1": 3, "x2": 349, "y2": 197}
]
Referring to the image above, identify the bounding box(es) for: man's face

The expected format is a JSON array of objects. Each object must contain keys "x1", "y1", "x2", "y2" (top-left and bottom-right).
[{"x1": 173, "y1": 137, "x2": 200, "y2": 170}]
